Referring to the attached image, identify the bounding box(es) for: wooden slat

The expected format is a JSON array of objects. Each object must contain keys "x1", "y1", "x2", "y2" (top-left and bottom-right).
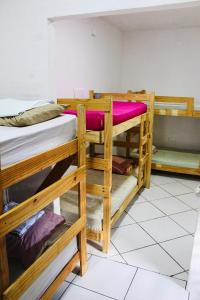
[
  {"x1": 113, "y1": 140, "x2": 139, "y2": 149},
  {"x1": 87, "y1": 157, "x2": 111, "y2": 171},
  {"x1": 0, "y1": 166, "x2": 85, "y2": 238},
  {"x1": 57, "y1": 98, "x2": 111, "y2": 112},
  {"x1": 152, "y1": 163, "x2": 200, "y2": 176},
  {"x1": 111, "y1": 185, "x2": 139, "y2": 226},
  {"x1": 1, "y1": 139, "x2": 77, "y2": 189},
  {"x1": 86, "y1": 183, "x2": 109, "y2": 197},
  {"x1": 41, "y1": 252, "x2": 80, "y2": 300},
  {"x1": 96, "y1": 92, "x2": 153, "y2": 102},
  {"x1": 87, "y1": 229, "x2": 102, "y2": 241},
  {"x1": 112, "y1": 114, "x2": 143, "y2": 137},
  {"x1": 3, "y1": 217, "x2": 85, "y2": 300},
  {"x1": 154, "y1": 109, "x2": 191, "y2": 116}
]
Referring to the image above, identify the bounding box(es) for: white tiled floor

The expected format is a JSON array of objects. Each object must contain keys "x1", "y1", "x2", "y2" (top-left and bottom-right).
[{"x1": 52, "y1": 171, "x2": 198, "y2": 300}]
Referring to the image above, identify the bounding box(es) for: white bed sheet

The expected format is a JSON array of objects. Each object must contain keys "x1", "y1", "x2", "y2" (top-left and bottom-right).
[{"x1": 0, "y1": 115, "x2": 77, "y2": 168}]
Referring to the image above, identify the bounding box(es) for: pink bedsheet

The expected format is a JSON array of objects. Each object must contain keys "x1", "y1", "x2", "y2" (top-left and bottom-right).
[{"x1": 64, "y1": 101, "x2": 147, "y2": 131}]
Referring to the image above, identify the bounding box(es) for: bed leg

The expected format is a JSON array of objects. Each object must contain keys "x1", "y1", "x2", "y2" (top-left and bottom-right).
[
  {"x1": 77, "y1": 104, "x2": 87, "y2": 276},
  {"x1": 102, "y1": 195, "x2": 111, "y2": 253}
]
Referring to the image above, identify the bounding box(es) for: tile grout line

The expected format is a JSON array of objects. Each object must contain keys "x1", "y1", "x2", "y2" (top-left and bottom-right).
[
  {"x1": 113, "y1": 211, "x2": 187, "y2": 273},
  {"x1": 123, "y1": 268, "x2": 138, "y2": 300}
]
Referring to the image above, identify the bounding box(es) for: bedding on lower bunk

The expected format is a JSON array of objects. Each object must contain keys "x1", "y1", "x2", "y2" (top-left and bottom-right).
[
  {"x1": 64, "y1": 101, "x2": 147, "y2": 131},
  {"x1": 152, "y1": 149, "x2": 200, "y2": 169},
  {"x1": 61, "y1": 168, "x2": 137, "y2": 231}
]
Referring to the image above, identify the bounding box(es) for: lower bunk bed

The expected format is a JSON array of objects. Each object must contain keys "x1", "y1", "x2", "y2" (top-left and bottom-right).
[
  {"x1": 0, "y1": 105, "x2": 87, "y2": 300},
  {"x1": 57, "y1": 92, "x2": 154, "y2": 252}
]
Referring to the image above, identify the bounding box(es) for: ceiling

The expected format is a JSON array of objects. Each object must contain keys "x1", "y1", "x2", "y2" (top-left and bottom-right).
[{"x1": 102, "y1": 5, "x2": 200, "y2": 31}]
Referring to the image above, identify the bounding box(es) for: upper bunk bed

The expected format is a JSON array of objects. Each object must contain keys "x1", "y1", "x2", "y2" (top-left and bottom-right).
[
  {"x1": 57, "y1": 92, "x2": 155, "y2": 253},
  {"x1": 0, "y1": 103, "x2": 87, "y2": 300},
  {"x1": 128, "y1": 92, "x2": 200, "y2": 176}
]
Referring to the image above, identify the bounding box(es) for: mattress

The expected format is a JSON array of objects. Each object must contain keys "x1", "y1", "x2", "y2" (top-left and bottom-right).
[
  {"x1": 0, "y1": 115, "x2": 77, "y2": 168},
  {"x1": 152, "y1": 149, "x2": 200, "y2": 169},
  {"x1": 64, "y1": 101, "x2": 147, "y2": 131},
  {"x1": 61, "y1": 168, "x2": 138, "y2": 231}
]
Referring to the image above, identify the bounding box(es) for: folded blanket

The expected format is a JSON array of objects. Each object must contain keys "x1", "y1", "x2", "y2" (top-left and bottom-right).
[
  {"x1": 7, "y1": 211, "x2": 65, "y2": 267},
  {"x1": 4, "y1": 202, "x2": 44, "y2": 237},
  {"x1": 0, "y1": 98, "x2": 53, "y2": 117}
]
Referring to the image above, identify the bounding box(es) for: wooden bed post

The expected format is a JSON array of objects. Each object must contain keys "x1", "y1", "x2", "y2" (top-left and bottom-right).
[
  {"x1": 145, "y1": 92, "x2": 155, "y2": 188},
  {"x1": 77, "y1": 104, "x2": 87, "y2": 275},
  {"x1": 102, "y1": 97, "x2": 113, "y2": 253},
  {"x1": 0, "y1": 164, "x2": 9, "y2": 299}
]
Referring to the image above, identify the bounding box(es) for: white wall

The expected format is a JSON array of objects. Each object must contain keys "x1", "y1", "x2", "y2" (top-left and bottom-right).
[
  {"x1": 121, "y1": 27, "x2": 200, "y2": 151},
  {"x1": 53, "y1": 18, "x2": 122, "y2": 98},
  {"x1": 0, "y1": 0, "x2": 199, "y2": 99}
]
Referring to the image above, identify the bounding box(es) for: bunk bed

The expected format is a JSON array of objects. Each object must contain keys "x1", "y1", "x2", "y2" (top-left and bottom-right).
[
  {"x1": 152, "y1": 95, "x2": 200, "y2": 176},
  {"x1": 128, "y1": 92, "x2": 200, "y2": 176},
  {"x1": 0, "y1": 105, "x2": 87, "y2": 300},
  {"x1": 57, "y1": 92, "x2": 154, "y2": 252}
]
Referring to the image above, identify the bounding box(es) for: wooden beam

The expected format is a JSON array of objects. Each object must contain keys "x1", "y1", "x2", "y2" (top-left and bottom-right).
[
  {"x1": 1, "y1": 139, "x2": 77, "y2": 189},
  {"x1": 57, "y1": 98, "x2": 111, "y2": 112},
  {"x1": 40, "y1": 252, "x2": 80, "y2": 300},
  {"x1": 0, "y1": 166, "x2": 85, "y2": 238}
]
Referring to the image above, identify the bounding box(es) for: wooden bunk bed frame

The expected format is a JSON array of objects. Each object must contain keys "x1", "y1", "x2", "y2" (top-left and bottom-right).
[
  {"x1": 152, "y1": 95, "x2": 200, "y2": 176},
  {"x1": 0, "y1": 105, "x2": 87, "y2": 300},
  {"x1": 128, "y1": 92, "x2": 200, "y2": 176},
  {"x1": 58, "y1": 92, "x2": 154, "y2": 252}
]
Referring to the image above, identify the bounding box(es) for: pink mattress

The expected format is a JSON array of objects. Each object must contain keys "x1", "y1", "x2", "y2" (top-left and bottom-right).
[{"x1": 64, "y1": 101, "x2": 147, "y2": 131}]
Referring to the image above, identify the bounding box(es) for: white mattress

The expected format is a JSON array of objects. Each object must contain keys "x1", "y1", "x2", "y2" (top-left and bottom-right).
[{"x1": 0, "y1": 115, "x2": 77, "y2": 168}]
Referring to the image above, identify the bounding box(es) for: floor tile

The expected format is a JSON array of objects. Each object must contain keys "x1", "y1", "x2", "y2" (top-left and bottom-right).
[
  {"x1": 87, "y1": 241, "x2": 118, "y2": 258},
  {"x1": 173, "y1": 271, "x2": 188, "y2": 281},
  {"x1": 126, "y1": 202, "x2": 165, "y2": 222},
  {"x1": 161, "y1": 235, "x2": 194, "y2": 270},
  {"x1": 175, "y1": 177, "x2": 199, "y2": 190},
  {"x1": 73, "y1": 256, "x2": 136, "y2": 300},
  {"x1": 125, "y1": 269, "x2": 188, "y2": 300},
  {"x1": 152, "y1": 196, "x2": 191, "y2": 215},
  {"x1": 111, "y1": 223, "x2": 155, "y2": 253},
  {"x1": 151, "y1": 174, "x2": 176, "y2": 186},
  {"x1": 140, "y1": 216, "x2": 188, "y2": 242},
  {"x1": 122, "y1": 244, "x2": 183, "y2": 276},
  {"x1": 170, "y1": 210, "x2": 198, "y2": 234},
  {"x1": 52, "y1": 281, "x2": 70, "y2": 300},
  {"x1": 171, "y1": 277, "x2": 187, "y2": 288},
  {"x1": 134, "y1": 194, "x2": 147, "y2": 203},
  {"x1": 140, "y1": 186, "x2": 171, "y2": 201},
  {"x1": 60, "y1": 284, "x2": 111, "y2": 300},
  {"x1": 112, "y1": 212, "x2": 135, "y2": 228},
  {"x1": 160, "y1": 182, "x2": 193, "y2": 196},
  {"x1": 108, "y1": 254, "x2": 127, "y2": 264},
  {"x1": 176, "y1": 193, "x2": 200, "y2": 209}
]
